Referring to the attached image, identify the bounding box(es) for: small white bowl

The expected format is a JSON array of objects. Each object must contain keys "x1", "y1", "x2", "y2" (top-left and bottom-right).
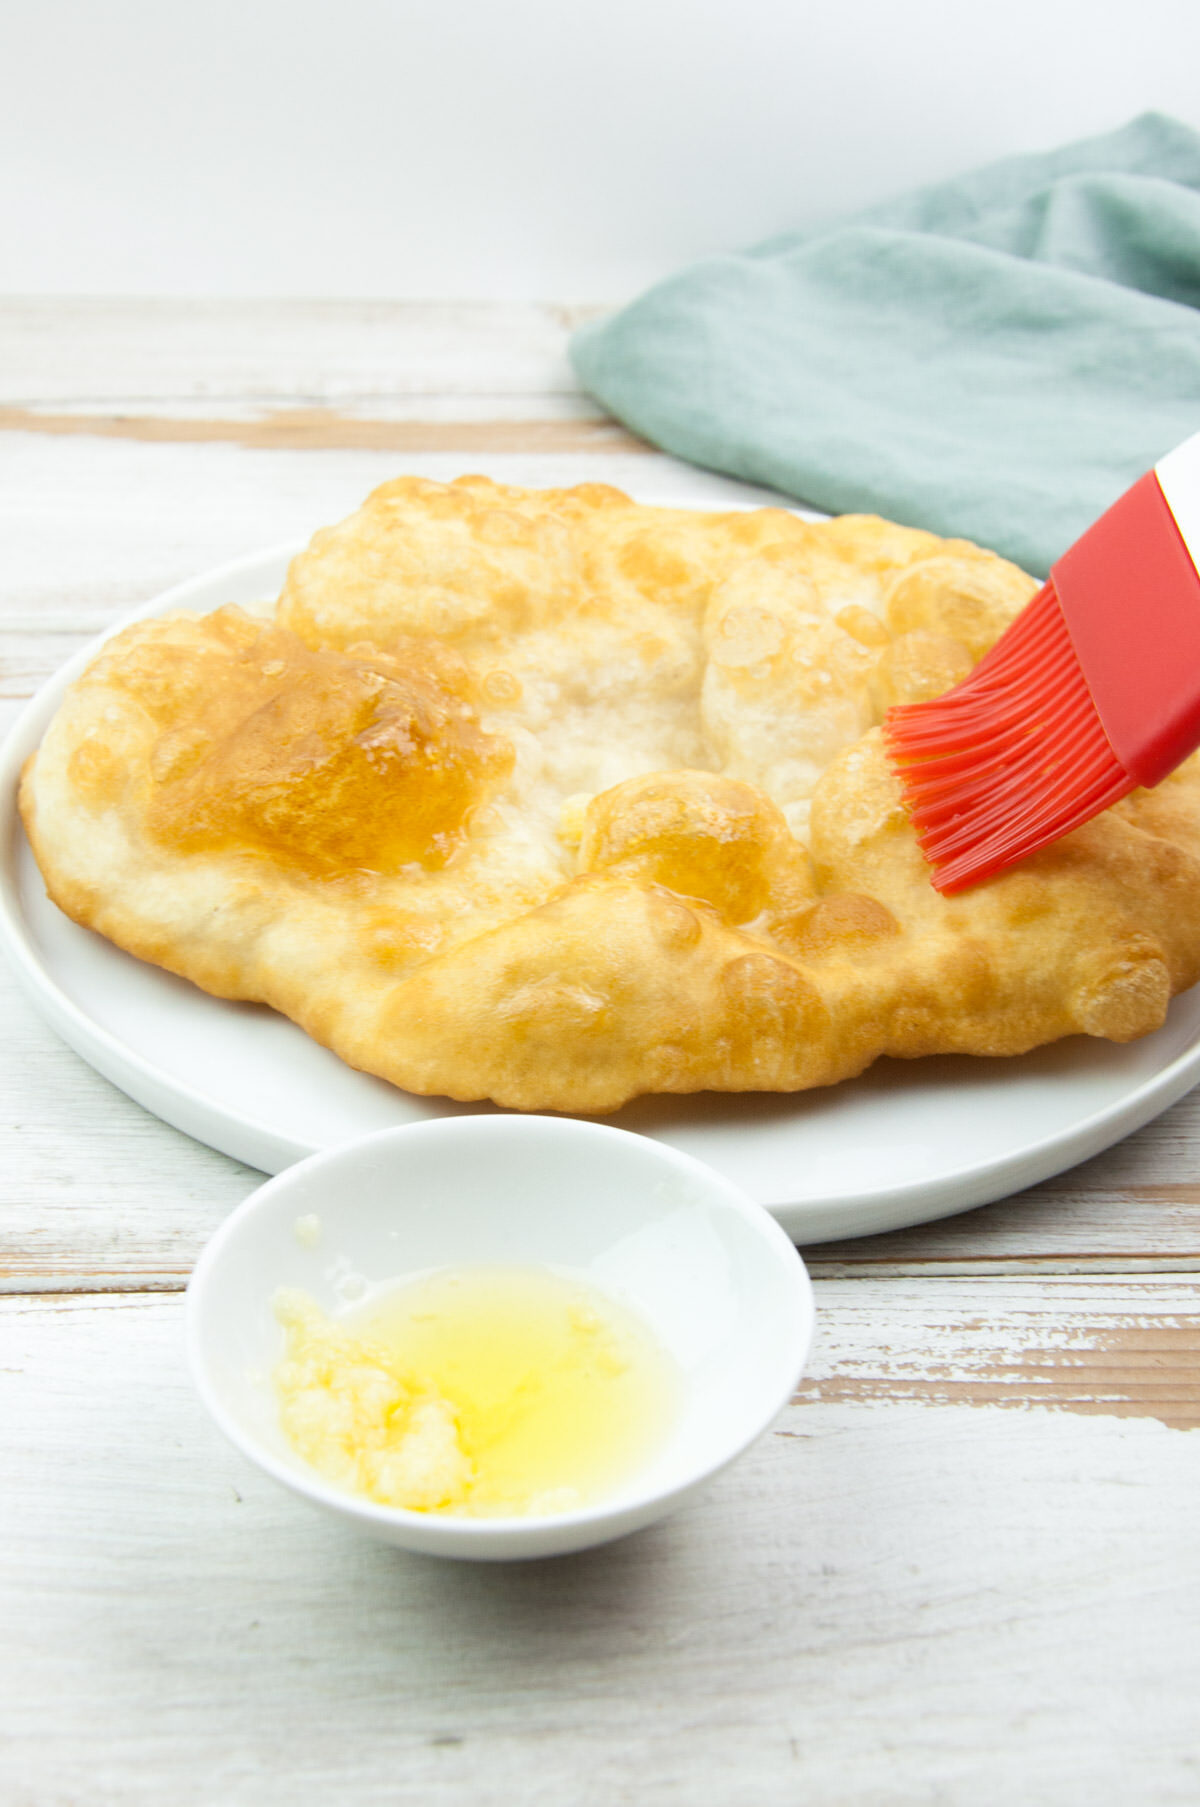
[{"x1": 186, "y1": 1114, "x2": 814, "y2": 1560}]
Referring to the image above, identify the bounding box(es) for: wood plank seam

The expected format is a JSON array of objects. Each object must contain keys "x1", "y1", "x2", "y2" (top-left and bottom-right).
[{"x1": 0, "y1": 406, "x2": 651, "y2": 455}]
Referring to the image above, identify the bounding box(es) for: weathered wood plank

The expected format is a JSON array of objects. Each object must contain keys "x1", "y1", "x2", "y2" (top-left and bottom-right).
[
  {"x1": 1, "y1": 1287, "x2": 1197, "y2": 1807},
  {"x1": 802, "y1": 1274, "x2": 1200, "y2": 1430},
  {"x1": 0, "y1": 299, "x2": 604, "y2": 404},
  {"x1": 0, "y1": 967, "x2": 257, "y2": 1292},
  {"x1": 0, "y1": 406, "x2": 651, "y2": 454}
]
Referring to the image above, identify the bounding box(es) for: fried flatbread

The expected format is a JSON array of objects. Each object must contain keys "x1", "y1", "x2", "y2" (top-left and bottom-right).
[{"x1": 20, "y1": 475, "x2": 1200, "y2": 1111}]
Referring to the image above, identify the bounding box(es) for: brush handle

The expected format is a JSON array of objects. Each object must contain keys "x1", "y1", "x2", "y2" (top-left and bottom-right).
[{"x1": 1051, "y1": 432, "x2": 1200, "y2": 790}]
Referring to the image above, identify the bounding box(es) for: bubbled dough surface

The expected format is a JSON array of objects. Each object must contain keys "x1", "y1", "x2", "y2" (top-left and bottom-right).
[{"x1": 20, "y1": 475, "x2": 1200, "y2": 1112}]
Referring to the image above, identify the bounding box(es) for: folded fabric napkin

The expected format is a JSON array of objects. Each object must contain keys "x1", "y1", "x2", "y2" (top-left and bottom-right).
[{"x1": 570, "y1": 113, "x2": 1200, "y2": 575}]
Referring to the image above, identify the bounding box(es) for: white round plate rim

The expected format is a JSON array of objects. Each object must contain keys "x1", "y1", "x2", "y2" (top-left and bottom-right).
[{"x1": 4, "y1": 533, "x2": 1200, "y2": 1245}]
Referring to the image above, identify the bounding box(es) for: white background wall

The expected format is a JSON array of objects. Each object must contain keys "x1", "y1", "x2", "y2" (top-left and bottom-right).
[{"x1": 3, "y1": 0, "x2": 1199, "y2": 302}]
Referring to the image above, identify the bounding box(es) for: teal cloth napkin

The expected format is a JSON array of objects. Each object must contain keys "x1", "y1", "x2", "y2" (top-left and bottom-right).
[{"x1": 569, "y1": 114, "x2": 1200, "y2": 576}]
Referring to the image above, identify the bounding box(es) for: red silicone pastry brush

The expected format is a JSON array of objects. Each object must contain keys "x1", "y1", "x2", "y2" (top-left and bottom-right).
[{"x1": 884, "y1": 433, "x2": 1200, "y2": 894}]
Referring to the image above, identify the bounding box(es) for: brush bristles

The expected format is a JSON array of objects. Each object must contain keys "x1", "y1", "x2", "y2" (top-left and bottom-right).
[{"x1": 884, "y1": 581, "x2": 1134, "y2": 893}]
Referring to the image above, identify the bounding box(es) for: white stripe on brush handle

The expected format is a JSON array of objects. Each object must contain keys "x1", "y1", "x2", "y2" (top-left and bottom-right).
[{"x1": 1157, "y1": 432, "x2": 1200, "y2": 575}]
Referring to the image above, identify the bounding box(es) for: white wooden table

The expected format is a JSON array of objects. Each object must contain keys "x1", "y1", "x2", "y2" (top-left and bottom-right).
[{"x1": 3, "y1": 302, "x2": 1198, "y2": 1807}]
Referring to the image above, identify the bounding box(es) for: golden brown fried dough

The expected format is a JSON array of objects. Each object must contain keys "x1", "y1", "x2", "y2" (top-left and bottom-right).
[{"x1": 20, "y1": 476, "x2": 1200, "y2": 1112}]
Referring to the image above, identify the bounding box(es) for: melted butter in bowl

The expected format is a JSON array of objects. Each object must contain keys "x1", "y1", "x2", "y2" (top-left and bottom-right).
[
  {"x1": 186, "y1": 1114, "x2": 813, "y2": 1561},
  {"x1": 273, "y1": 1267, "x2": 680, "y2": 1518}
]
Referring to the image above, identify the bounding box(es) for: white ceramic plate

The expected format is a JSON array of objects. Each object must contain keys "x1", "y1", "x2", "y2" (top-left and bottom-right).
[{"x1": 5, "y1": 541, "x2": 1200, "y2": 1245}]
